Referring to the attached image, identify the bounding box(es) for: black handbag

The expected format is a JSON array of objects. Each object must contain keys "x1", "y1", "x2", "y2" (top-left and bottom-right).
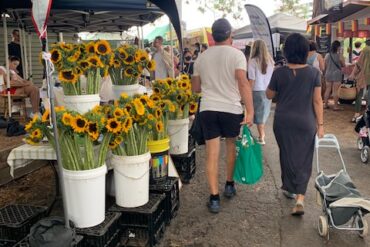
[
  {"x1": 6, "y1": 118, "x2": 26, "y2": 137},
  {"x1": 29, "y1": 217, "x2": 76, "y2": 247},
  {"x1": 189, "y1": 99, "x2": 205, "y2": 145}
]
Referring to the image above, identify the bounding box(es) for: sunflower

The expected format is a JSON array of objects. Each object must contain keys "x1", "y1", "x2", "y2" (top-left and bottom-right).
[
  {"x1": 152, "y1": 87, "x2": 161, "y2": 94},
  {"x1": 122, "y1": 117, "x2": 133, "y2": 133},
  {"x1": 148, "y1": 114, "x2": 154, "y2": 121},
  {"x1": 176, "y1": 94, "x2": 184, "y2": 103},
  {"x1": 124, "y1": 104, "x2": 133, "y2": 114},
  {"x1": 71, "y1": 115, "x2": 88, "y2": 133},
  {"x1": 154, "y1": 108, "x2": 163, "y2": 119},
  {"x1": 156, "y1": 121, "x2": 164, "y2": 132},
  {"x1": 87, "y1": 55, "x2": 104, "y2": 68},
  {"x1": 62, "y1": 112, "x2": 73, "y2": 126},
  {"x1": 123, "y1": 55, "x2": 135, "y2": 65},
  {"x1": 73, "y1": 67, "x2": 83, "y2": 76},
  {"x1": 78, "y1": 60, "x2": 91, "y2": 71},
  {"x1": 55, "y1": 106, "x2": 65, "y2": 112},
  {"x1": 150, "y1": 94, "x2": 161, "y2": 102},
  {"x1": 106, "y1": 118, "x2": 121, "y2": 133},
  {"x1": 25, "y1": 121, "x2": 33, "y2": 131},
  {"x1": 86, "y1": 122, "x2": 99, "y2": 140},
  {"x1": 139, "y1": 52, "x2": 149, "y2": 62},
  {"x1": 114, "y1": 136, "x2": 123, "y2": 145},
  {"x1": 169, "y1": 102, "x2": 176, "y2": 112},
  {"x1": 180, "y1": 74, "x2": 189, "y2": 81},
  {"x1": 58, "y1": 70, "x2": 78, "y2": 84},
  {"x1": 180, "y1": 80, "x2": 190, "y2": 90},
  {"x1": 147, "y1": 60, "x2": 156, "y2": 71},
  {"x1": 166, "y1": 78, "x2": 173, "y2": 86},
  {"x1": 118, "y1": 48, "x2": 128, "y2": 60},
  {"x1": 24, "y1": 137, "x2": 38, "y2": 145},
  {"x1": 133, "y1": 99, "x2": 145, "y2": 116},
  {"x1": 123, "y1": 67, "x2": 134, "y2": 77},
  {"x1": 190, "y1": 102, "x2": 198, "y2": 114},
  {"x1": 50, "y1": 49, "x2": 62, "y2": 64},
  {"x1": 67, "y1": 50, "x2": 81, "y2": 63},
  {"x1": 92, "y1": 105, "x2": 103, "y2": 114},
  {"x1": 30, "y1": 128, "x2": 42, "y2": 139},
  {"x1": 61, "y1": 43, "x2": 73, "y2": 52},
  {"x1": 137, "y1": 65, "x2": 144, "y2": 73},
  {"x1": 85, "y1": 41, "x2": 96, "y2": 53},
  {"x1": 134, "y1": 50, "x2": 143, "y2": 62},
  {"x1": 109, "y1": 142, "x2": 118, "y2": 149},
  {"x1": 120, "y1": 93, "x2": 129, "y2": 99},
  {"x1": 113, "y1": 59, "x2": 121, "y2": 68},
  {"x1": 113, "y1": 108, "x2": 124, "y2": 118},
  {"x1": 95, "y1": 40, "x2": 112, "y2": 55},
  {"x1": 100, "y1": 117, "x2": 107, "y2": 125},
  {"x1": 42, "y1": 109, "x2": 50, "y2": 123}
]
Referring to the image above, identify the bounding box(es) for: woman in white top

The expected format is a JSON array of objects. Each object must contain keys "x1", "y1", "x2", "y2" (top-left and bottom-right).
[
  {"x1": 248, "y1": 40, "x2": 274, "y2": 144},
  {"x1": 307, "y1": 41, "x2": 325, "y2": 74}
]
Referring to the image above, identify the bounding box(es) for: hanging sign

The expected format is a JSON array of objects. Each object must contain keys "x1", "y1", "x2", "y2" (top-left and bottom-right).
[
  {"x1": 31, "y1": 0, "x2": 53, "y2": 38},
  {"x1": 316, "y1": 34, "x2": 331, "y2": 54},
  {"x1": 245, "y1": 4, "x2": 275, "y2": 58}
]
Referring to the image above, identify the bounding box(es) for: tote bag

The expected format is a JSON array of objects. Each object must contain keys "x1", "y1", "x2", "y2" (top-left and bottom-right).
[{"x1": 233, "y1": 126, "x2": 263, "y2": 184}]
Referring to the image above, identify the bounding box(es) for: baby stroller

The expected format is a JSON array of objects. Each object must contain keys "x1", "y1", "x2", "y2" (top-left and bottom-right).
[
  {"x1": 315, "y1": 134, "x2": 369, "y2": 239},
  {"x1": 354, "y1": 105, "x2": 370, "y2": 163}
]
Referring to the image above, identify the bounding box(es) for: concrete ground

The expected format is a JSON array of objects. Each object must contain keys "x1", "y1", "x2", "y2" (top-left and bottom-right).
[{"x1": 159, "y1": 104, "x2": 370, "y2": 247}]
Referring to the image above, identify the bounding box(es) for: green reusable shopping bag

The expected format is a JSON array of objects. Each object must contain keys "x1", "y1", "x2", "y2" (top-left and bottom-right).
[{"x1": 233, "y1": 126, "x2": 263, "y2": 184}]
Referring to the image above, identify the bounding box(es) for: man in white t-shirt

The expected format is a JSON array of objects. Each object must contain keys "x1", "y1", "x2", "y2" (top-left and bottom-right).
[{"x1": 192, "y1": 18, "x2": 254, "y2": 213}]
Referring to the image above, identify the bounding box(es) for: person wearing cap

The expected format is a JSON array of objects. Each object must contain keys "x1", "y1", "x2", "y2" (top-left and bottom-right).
[
  {"x1": 350, "y1": 39, "x2": 370, "y2": 121},
  {"x1": 192, "y1": 18, "x2": 254, "y2": 214}
]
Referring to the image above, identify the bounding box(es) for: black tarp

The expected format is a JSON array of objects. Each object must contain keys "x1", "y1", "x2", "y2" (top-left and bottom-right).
[{"x1": 0, "y1": 0, "x2": 182, "y2": 42}]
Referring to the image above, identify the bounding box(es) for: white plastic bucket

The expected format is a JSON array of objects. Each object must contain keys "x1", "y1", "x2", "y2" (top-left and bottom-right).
[
  {"x1": 112, "y1": 84, "x2": 140, "y2": 99},
  {"x1": 112, "y1": 152, "x2": 151, "y2": 208},
  {"x1": 64, "y1": 94, "x2": 100, "y2": 114},
  {"x1": 168, "y1": 118, "x2": 190, "y2": 155},
  {"x1": 63, "y1": 164, "x2": 107, "y2": 228}
]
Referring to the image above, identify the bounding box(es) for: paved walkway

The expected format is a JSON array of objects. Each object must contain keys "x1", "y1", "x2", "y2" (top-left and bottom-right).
[{"x1": 160, "y1": 105, "x2": 370, "y2": 247}]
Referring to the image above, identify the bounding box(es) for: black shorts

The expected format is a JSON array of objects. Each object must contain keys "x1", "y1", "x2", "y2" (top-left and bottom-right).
[{"x1": 199, "y1": 111, "x2": 243, "y2": 140}]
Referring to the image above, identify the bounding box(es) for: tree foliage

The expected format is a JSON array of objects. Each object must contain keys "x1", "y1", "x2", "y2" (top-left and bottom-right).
[{"x1": 275, "y1": 0, "x2": 311, "y2": 19}]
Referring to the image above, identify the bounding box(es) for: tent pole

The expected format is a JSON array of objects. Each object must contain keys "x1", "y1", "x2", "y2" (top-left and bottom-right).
[
  {"x1": 28, "y1": 33, "x2": 33, "y2": 82},
  {"x1": 140, "y1": 26, "x2": 144, "y2": 49},
  {"x1": 42, "y1": 36, "x2": 70, "y2": 229},
  {"x1": 59, "y1": 32, "x2": 63, "y2": 42},
  {"x1": 137, "y1": 26, "x2": 141, "y2": 48},
  {"x1": 22, "y1": 29, "x2": 29, "y2": 80},
  {"x1": 169, "y1": 23, "x2": 175, "y2": 77},
  {"x1": 3, "y1": 14, "x2": 12, "y2": 118}
]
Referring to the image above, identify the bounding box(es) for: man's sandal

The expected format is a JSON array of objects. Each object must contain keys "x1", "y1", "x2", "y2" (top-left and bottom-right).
[{"x1": 291, "y1": 201, "x2": 304, "y2": 216}]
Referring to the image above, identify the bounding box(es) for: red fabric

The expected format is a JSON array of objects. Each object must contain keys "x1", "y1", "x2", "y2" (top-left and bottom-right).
[{"x1": 0, "y1": 88, "x2": 17, "y2": 95}]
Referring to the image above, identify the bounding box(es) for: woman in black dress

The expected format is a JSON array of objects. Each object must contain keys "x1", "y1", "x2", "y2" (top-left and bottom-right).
[{"x1": 266, "y1": 33, "x2": 324, "y2": 216}]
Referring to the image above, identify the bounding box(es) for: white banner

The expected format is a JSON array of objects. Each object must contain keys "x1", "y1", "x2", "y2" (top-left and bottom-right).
[
  {"x1": 31, "y1": 0, "x2": 53, "y2": 39},
  {"x1": 245, "y1": 4, "x2": 275, "y2": 57}
]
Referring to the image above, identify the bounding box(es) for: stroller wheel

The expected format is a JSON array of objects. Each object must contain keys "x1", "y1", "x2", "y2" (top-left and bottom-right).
[
  {"x1": 357, "y1": 137, "x2": 364, "y2": 150},
  {"x1": 318, "y1": 216, "x2": 329, "y2": 237},
  {"x1": 357, "y1": 217, "x2": 368, "y2": 238},
  {"x1": 360, "y1": 146, "x2": 369, "y2": 163}
]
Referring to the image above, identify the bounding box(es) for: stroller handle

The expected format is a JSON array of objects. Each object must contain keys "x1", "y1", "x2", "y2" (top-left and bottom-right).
[{"x1": 315, "y1": 134, "x2": 347, "y2": 173}]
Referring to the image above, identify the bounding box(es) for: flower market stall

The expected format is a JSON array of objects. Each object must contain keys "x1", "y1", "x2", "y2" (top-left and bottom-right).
[{"x1": 0, "y1": 0, "x2": 197, "y2": 246}]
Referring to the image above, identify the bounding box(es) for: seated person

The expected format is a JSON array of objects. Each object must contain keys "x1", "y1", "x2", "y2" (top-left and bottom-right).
[{"x1": 0, "y1": 56, "x2": 40, "y2": 118}]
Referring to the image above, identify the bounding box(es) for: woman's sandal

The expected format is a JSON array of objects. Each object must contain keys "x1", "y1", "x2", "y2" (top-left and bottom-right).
[{"x1": 291, "y1": 201, "x2": 304, "y2": 216}]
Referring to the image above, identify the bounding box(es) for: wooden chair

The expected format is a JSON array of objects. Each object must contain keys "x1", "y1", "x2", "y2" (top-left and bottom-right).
[{"x1": 0, "y1": 94, "x2": 28, "y2": 122}]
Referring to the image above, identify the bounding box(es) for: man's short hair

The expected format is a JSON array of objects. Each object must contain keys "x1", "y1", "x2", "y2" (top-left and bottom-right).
[
  {"x1": 154, "y1": 36, "x2": 163, "y2": 43},
  {"x1": 354, "y1": 41, "x2": 362, "y2": 49},
  {"x1": 212, "y1": 18, "x2": 232, "y2": 43},
  {"x1": 366, "y1": 39, "x2": 370, "y2": 46},
  {"x1": 12, "y1": 29, "x2": 19, "y2": 35}
]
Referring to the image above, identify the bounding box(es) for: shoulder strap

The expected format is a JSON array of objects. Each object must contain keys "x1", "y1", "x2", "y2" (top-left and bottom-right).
[{"x1": 329, "y1": 53, "x2": 342, "y2": 71}]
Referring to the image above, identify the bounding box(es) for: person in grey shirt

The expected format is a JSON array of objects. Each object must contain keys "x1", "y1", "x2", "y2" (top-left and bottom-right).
[{"x1": 324, "y1": 40, "x2": 345, "y2": 111}]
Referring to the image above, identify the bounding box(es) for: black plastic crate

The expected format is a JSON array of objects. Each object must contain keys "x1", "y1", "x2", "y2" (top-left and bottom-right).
[
  {"x1": 188, "y1": 133, "x2": 196, "y2": 152},
  {"x1": 120, "y1": 222, "x2": 165, "y2": 247},
  {"x1": 104, "y1": 229, "x2": 121, "y2": 247},
  {"x1": 149, "y1": 177, "x2": 180, "y2": 225},
  {"x1": 0, "y1": 205, "x2": 47, "y2": 241},
  {"x1": 109, "y1": 194, "x2": 166, "y2": 247},
  {"x1": 77, "y1": 212, "x2": 121, "y2": 247},
  {"x1": 171, "y1": 149, "x2": 196, "y2": 184},
  {"x1": 0, "y1": 239, "x2": 16, "y2": 247},
  {"x1": 13, "y1": 235, "x2": 84, "y2": 247}
]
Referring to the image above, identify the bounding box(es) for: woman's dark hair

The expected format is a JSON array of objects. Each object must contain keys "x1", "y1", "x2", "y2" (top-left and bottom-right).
[
  {"x1": 9, "y1": 56, "x2": 20, "y2": 62},
  {"x1": 244, "y1": 45, "x2": 251, "y2": 59},
  {"x1": 354, "y1": 41, "x2": 362, "y2": 49},
  {"x1": 183, "y1": 50, "x2": 192, "y2": 57},
  {"x1": 309, "y1": 41, "x2": 317, "y2": 51},
  {"x1": 330, "y1": 40, "x2": 341, "y2": 53},
  {"x1": 283, "y1": 33, "x2": 309, "y2": 64}
]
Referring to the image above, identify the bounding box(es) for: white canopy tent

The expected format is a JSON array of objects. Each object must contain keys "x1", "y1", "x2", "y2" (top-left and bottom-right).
[{"x1": 232, "y1": 13, "x2": 307, "y2": 50}]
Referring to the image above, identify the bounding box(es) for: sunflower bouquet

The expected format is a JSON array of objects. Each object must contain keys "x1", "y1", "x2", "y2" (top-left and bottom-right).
[
  {"x1": 151, "y1": 75, "x2": 199, "y2": 120},
  {"x1": 24, "y1": 106, "x2": 112, "y2": 171},
  {"x1": 108, "y1": 44, "x2": 156, "y2": 86},
  {"x1": 49, "y1": 40, "x2": 112, "y2": 95}
]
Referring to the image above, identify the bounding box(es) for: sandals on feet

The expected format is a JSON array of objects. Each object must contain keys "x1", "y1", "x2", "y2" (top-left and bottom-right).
[{"x1": 291, "y1": 201, "x2": 304, "y2": 216}]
